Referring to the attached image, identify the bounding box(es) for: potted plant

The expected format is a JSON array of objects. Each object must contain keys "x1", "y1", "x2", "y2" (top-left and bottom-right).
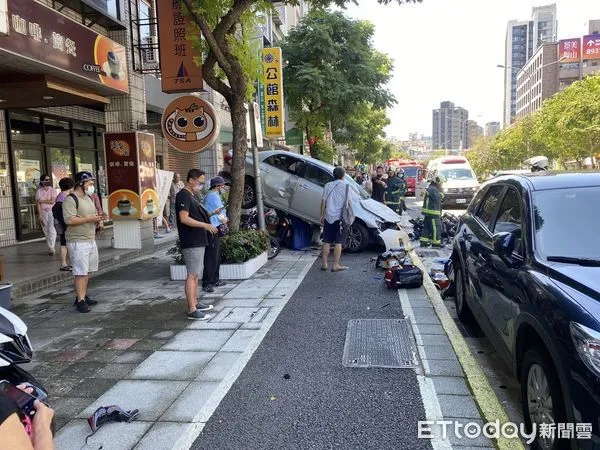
[
  {"x1": 220, "y1": 230, "x2": 269, "y2": 280},
  {"x1": 167, "y1": 239, "x2": 187, "y2": 281}
]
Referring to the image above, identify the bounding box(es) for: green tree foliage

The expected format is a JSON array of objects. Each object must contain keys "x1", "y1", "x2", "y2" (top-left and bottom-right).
[
  {"x1": 282, "y1": 10, "x2": 396, "y2": 160},
  {"x1": 468, "y1": 74, "x2": 600, "y2": 176}
]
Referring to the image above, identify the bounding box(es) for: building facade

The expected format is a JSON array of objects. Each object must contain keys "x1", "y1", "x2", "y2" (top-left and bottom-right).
[
  {"x1": 432, "y1": 101, "x2": 468, "y2": 151},
  {"x1": 503, "y1": 4, "x2": 557, "y2": 126},
  {"x1": 516, "y1": 43, "x2": 559, "y2": 119},
  {"x1": 0, "y1": 0, "x2": 305, "y2": 248},
  {"x1": 466, "y1": 120, "x2": 483, "y2": 149},
  {"x1": 485, "y1": 122, "x2": 501, "y2": 137}
]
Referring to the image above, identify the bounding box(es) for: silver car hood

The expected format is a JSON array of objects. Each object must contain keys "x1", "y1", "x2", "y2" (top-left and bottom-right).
[{"x1": 360, "y1": 199, "x2": 402, "y2": 223}]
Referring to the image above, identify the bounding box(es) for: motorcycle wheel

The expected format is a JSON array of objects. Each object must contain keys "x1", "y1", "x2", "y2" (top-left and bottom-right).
[{"x1": 268, "y1": 236, "x2": 280, "y2": 259}]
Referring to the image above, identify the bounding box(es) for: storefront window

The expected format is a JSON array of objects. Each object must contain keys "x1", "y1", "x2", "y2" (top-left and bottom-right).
[
  {"x1": 76, "y1": 150, "x2": 97, "y2": 175},
  {"x1": 49, "y1": 148, "x2": 73, "y2": 188},
  {"x1": 10, "y1": 114, "x2": 42, "y2": 144},
  {"x1": 73, "y1": 123, "x2": 95, "y2": 149},
  {"x1": 13, "y1": 145, "x2": 44, "y2": 239},
  {"x1": 44, "y1": 119, "x2": 71, "y2": 147}
]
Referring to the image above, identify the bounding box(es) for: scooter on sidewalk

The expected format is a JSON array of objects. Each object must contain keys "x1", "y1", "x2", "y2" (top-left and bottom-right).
[
  {"x1": 241, "y1": 207, "x2": 291, "y2": 259},
  {"x1": 0, "y1": 306, "x2": 53, "y2": 433}
]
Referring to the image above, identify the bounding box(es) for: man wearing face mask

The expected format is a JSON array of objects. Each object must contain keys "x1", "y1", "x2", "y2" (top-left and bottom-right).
[
  {"x1": 176, "y1": 169, "x2": 218, "y2": 320},
  {"x1": 63, "y1": 171, "x2": 105, "y2": 313},
  {"x1": 202, "y1": 176, "x2": 228, "y2": 293}
]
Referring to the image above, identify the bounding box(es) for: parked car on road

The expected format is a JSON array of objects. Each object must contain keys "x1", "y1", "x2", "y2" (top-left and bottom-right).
[
  {"x1": 450, "y1": 172, "x2": 600, "y2": 450},
  {"x1": 419, "y1": 156, "x2": 480, "y2": 207},
  {"x1": 220, "y1": 151, "x2": 402, "y2": 252}
]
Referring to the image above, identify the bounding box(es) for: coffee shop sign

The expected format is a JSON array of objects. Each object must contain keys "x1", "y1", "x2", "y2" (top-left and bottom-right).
[{"x1": 11, "y1": 14, "x2": 77, "y2": 57}]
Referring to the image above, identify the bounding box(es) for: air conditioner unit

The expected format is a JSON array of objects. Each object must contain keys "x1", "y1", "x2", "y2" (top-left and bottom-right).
[{"x1": 142, "y1": 35, "x2": 159, "y2": 64}]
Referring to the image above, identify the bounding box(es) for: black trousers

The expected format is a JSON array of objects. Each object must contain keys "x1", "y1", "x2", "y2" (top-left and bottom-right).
[{"x1": 202, "y1": 234, "x2": 221, "y2": 287}]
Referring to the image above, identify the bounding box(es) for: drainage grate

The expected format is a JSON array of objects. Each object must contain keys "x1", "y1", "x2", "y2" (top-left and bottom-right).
[{"x1": 342, "y1": 319, "x2": 419, "y2": 368}]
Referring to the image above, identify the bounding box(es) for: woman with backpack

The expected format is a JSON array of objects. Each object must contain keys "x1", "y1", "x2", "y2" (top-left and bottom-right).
[{"x1": 53, "y1": 177, "x2": 74, "y2": 271}]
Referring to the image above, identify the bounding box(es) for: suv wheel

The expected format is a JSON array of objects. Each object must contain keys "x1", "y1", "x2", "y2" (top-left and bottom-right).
[
  {"x1": 520, "y1": 346, "x2": 568, "y2": 450},
  {"x1": 454, "y1": 265, "x2": 472, "y2": 322},
  {"x1": 344, "y1": 222, "x2": 369, "y2": 253}
]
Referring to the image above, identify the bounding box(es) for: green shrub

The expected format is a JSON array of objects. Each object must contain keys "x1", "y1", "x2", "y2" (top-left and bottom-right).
[
  {"x1": 220, "y1": 230, "x2": 269, "y2": 264},
  {"x1": 167, "y1": 239, "x2": 185, "y2": 265}
]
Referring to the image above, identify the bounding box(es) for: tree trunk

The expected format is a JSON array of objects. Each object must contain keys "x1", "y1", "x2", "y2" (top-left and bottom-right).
[{"x1": 227, "y1": 95, "x2": 248, "y2": 232}]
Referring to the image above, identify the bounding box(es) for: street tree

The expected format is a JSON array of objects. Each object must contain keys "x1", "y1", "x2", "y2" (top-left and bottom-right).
[
  {"x1": 282, "y1": 10, "x2": 396, "y2": 160},
  {"x1": 181, "y1": 0, "x2": 419, "y2": 229}
]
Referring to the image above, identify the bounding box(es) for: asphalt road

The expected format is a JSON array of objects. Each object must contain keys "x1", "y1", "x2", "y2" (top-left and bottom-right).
[{"x1": 192, "y1": 252, "x2": 432, "y2": 450}]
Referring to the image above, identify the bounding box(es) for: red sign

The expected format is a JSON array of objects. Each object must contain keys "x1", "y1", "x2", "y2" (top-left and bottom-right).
[
  {"x1": 558, "y1": 38, "x2": 581, "y2": 63},
  {"x1": 2, "y1": 0, "x2": 128, "y2": 93},
  {"x1": 103, "y1": 132, "x2": 158, "y2": 220},
  {"x1": 156, "y1": 0, "x2": 203, "y2": 93},
  {"x1": 583, "y1": 35, "x2": 600, "y2": 60}
]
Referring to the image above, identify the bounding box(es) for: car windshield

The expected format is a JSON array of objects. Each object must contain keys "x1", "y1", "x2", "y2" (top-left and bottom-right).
[
  {"x1": 344, "y1": 175, "x2": 370, "y2": 199},
  {"x1": 440, "y1": 168, "x2": 475, "y2": 180},
  {"x1": 401, "y1": 166, "x2": 419, "y2": 177},
  {"x1": 533, "y1": 187, "x2": 600, "y2": 260}
]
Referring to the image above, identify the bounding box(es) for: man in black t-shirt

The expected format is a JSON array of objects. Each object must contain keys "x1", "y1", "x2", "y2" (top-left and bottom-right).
[
  {"x1": 371, "y1": 166, "x2": 387, "y2": 203},
  {"x1": 176, "y1": 169, "x2": 218, "y2": 320}
]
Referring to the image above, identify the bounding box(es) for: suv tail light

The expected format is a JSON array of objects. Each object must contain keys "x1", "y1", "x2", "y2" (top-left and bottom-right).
[{"x1": 570, "y1": 322, "x2": 600, "y2": 377}]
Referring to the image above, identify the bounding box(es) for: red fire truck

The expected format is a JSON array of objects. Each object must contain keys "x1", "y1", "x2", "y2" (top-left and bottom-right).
[{"x1": 386, "y1": 159, "x2": 424, "y2": 196}]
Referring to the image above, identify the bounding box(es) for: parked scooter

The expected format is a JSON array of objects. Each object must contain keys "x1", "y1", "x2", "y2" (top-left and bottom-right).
[
  {"x1": 0, "y1": 307, "x2": 53, "y2": 432},
  {"x1": 241, "y1": 207, "x2": 292, "y2": 259}
]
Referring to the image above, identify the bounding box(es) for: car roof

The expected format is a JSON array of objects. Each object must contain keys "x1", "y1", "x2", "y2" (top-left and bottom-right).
[
  {"x1": 259, "y1": 150, "x2": 334, "y2": 171},
  {"x1": 489, "y1": 171, "x2": 600, "y2": 191}
]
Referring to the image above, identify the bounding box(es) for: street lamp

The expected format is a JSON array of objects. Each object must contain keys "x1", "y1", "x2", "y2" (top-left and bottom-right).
[{"x1": 496, "y1": 55, "x2": 567, "y2": 78}]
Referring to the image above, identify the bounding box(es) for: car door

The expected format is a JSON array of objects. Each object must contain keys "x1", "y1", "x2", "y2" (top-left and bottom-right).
[
  {"x1": 290, "y1": 163, "x2": 333, "y2": 223},
  {"x1": 415, "y1": 169, "x2": 433, "y2": 201},
  {"x1": 462, "y1": 184, "x2": 505, "y2": 326},
  {"x1": 486, "y1": 186, "x2": 527, "y2": 359},
  {"x1": 260, "y1": 154, "x2": 305, "y2": 211}
]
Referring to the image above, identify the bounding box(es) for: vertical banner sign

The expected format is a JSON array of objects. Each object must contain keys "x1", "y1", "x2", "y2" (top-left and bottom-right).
[
  {"x1": 253, "y1": 102, "x2": 263, "y2": 148},
  {"x1": 262, "y1": 47, "x2": 285, "y2": 138},
  {"x1": 558, "y1": 38, "x2": 581, "y2": 63},
  {"x1": 104, "y1": 131, "x2": 158, "y2": 220},
  {"x1": 156, "y1": 0, "x2": 203, "y2": 93},
  {"x1": 257, "y1": 79, "x2": 266, "y2": 133},
  {"x1": 583, "y1": 35, "x2": 600, "y2": 61}
]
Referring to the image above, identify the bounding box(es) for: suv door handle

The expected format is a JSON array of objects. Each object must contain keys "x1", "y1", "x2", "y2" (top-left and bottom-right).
[{"x1": 298, "y1": 183, "x2": 309, "y2": 189}]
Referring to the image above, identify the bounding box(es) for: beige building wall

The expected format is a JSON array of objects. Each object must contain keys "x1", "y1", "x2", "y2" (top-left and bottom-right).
[{"x1": 516, "y1": 43, "x2": 558, "y2": 119}]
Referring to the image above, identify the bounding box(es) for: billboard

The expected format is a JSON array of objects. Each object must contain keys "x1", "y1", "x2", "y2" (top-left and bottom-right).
[
  {"x1": 262, "y1": 47, "x2": 285, "y2": 138},
  {"x1": 156, "y1": 0, "x2": 203, "y2": 93},
  {"x1": 583, "y1": 35, "x2": 600, "y2": 60},
  {"x1": 558, "y1": 38, "x2": 581, "y2": 63},
  {"x1": 104, "y1": 132, "x2": 158, "y2": 220},
  {"x1": 2, "y1": 0, "x2": 128, "y2": 93}
]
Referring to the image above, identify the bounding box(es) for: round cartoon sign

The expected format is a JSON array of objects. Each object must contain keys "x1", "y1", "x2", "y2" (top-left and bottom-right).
[{"x1": 161, "y1": 95, "x2": 220, "y2": 153}]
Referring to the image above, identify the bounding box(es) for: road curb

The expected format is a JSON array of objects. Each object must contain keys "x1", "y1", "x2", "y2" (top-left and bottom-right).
[{"x1": 401, "y1": 231, "x2": 524, "y2": 450}]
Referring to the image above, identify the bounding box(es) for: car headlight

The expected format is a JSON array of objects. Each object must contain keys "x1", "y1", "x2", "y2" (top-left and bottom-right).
[
  {"x1": 443, "y1": 187, "x2": 449, "y2": 193},
  {"x1": 570, "y1": 322, "x2": 600, "y2": 376},
  {"x1": 376, "y1": 220, "x2": 385, "y2": 231}
]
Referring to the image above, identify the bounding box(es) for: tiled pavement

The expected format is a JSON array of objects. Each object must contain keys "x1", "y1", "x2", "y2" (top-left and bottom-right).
[{"x1": 12, "y1": 249, "x2": 317, "y2": 449}]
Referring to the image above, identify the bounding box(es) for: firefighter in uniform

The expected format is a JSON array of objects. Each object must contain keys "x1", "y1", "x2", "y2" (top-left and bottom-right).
[
  {"x1": 385, "y1": 167, "x2": 404, "y2": 215},
  {"x1": 420, "y1": 174, "x2": 445, "y2": 248},
  {"x1": 398, "y1": 169, "x2": 408, "y2": 212}
]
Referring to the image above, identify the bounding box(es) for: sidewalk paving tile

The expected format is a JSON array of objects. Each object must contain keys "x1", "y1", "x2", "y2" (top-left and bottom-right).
[
  {"x1": 196, "y1": 351, "x2": 243, "y2": 382},
  {"x1": 220, "y1": 329, "x2": 257, "y2": 352},
  {"x1": 420, "y1": 345, "x2": 460, "y2": 361},
  {"x1": 134, "y1": 422, "x2": 201, "y2": 450},
  {"x1": 437, "y1": 395, "x2": 482, "y2": 419},
  {"x1": 160, "y1": 381, "x2": 220, "y2": 422},
  {"x1": 425, "y1": 358, "x2": 465, "y2": 377},
  {"x1": 55, "y1": 419, "x2": 153, "y2": 450},
  {"x1": 79, "y1": 349, "x2": 124, "y2": 363},
  {"x1": 417, "y1": 334, "x2": 452, "y2": 347},
  {"x1": 94, "y1": 363, "x2": 137, "y2": 379},
  {"x1": 59, "y1": 362, "x2": 104, "y2": 378},
  {"x1": 113, "y1": 350, "x2": 153, "y2": 364},
  {"x1": 416, "y1": 324, "x2": 446, "y2": 335},
  {"x1": 224, "y1": 286, "x2": 273, "y2": 299},
  {"x1": 79, "y1": 380, "x2": 189, "y2": 421},
  {"x1": 186, "y1": 321, "x2": 241, "y2": 330},
  {"x1": 52, "y1": 396, "x2": 95, "y2": 418},
  {"x1": 65, "y1": 378, "x2": 120, "y2": 398},
  {"x1": 128, "y1": 351, "x2": 216, "y2": 380},
  {"x1": 162, "y1": 329, "x2": 236, "y2": 352},
  {"x1": 213, "y1": 298, "x2": 264, "y2": 307},
  {"x1": 431, "y1": 376, "x2": 472, "y2": 396}
]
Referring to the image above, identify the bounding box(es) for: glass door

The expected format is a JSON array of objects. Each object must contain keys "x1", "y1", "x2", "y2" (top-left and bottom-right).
[
  {"x1": 13, "y1": 145, "x2": 45, "y2": 239},
  {"x1": 49, "y1": 148, "x2": 73, "y2": 189}
]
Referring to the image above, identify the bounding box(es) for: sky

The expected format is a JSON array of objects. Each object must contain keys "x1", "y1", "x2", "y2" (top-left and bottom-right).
[{"x1": 340, "y1": 0, "x2": 600, "y2": 140}]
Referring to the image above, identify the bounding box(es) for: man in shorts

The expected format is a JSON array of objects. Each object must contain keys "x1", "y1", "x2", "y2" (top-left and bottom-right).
[
  {"x1": 320, "y1": 166, "x2": 353, "y2": 272},
  {"x1": 176, "y1": 169, "x2": 218, "y2": 320},
  {"x1": 63, "y1": 171, "x2": 105, "y2": 313}
]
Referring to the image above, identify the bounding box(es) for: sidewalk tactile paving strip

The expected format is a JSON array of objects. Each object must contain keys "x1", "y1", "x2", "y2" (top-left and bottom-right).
[{"x1": 342, "y1": 319, "x2": 418, "y2": 368}]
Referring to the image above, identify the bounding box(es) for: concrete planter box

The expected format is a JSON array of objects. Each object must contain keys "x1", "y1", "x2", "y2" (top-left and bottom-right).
[
  {"x1": 169, "y1": 251, "x2": 268, "y2": 281},
  {"x1": 220, "y1": 251, "x2": 268, "y2": 280}
]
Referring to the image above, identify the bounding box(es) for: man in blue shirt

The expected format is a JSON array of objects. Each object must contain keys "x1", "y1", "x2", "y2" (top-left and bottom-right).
[{"x1": 202, "y1": 176, "x2": 228, "y2": 292}]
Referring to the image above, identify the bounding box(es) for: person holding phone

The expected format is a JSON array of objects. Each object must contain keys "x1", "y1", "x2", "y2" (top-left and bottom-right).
[
  {"x1": 63, "y1": 171, "x2": 106, "y2": 313},
  {"x1": 0, "y1": 385, "x2": 55, "y2": 450}
]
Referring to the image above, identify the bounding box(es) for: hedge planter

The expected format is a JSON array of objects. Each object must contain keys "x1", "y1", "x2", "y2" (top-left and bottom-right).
[
  {"x1": 169, "y1": 251, "x2": 268, "y2": 281},
  {"x1": 220, "y1": 251, "x2": 268, "y2": 280}
]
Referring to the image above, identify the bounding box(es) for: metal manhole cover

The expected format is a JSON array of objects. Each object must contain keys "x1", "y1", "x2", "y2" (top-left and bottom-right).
[{"x1": 342, "y1": 319, "x2": 419, "y2": 368}]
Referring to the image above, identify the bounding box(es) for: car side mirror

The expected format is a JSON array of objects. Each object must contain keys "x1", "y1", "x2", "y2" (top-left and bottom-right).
[{"x1": 493, "y1": 232, "x2": 515, "y2": 258}]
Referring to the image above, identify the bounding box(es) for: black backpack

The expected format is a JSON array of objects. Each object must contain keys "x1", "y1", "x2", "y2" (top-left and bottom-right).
[{"x1": 53, "y1": 193, "x2": 79, "y2": 235}]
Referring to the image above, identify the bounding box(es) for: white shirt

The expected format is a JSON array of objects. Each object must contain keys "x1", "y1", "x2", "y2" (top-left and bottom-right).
[{"x1": 322, "y1": 180, "x2": 353, "y2": 224}]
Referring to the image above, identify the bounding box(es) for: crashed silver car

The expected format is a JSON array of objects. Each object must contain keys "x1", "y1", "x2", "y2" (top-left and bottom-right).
[{"x1": 222, "y1": 151, "x2": 403, "y2": 252}]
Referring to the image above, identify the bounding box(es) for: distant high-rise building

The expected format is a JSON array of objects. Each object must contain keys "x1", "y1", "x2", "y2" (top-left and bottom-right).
[
  {"x1": 466, "y1": 120, "x2": 483, "y2": 148},
  {"x1": 503, "y1": 4, "x2": 557, "y2": 126},
  {"x1": 432, "y1": 101, "x2": 468, "y2": 151},
  {"x1": 485, "y1": 122, "x2": 501, "y2": 137}
]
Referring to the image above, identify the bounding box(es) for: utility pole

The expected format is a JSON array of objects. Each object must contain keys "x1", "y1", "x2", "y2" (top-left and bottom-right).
[{"x1": 248, "y1": 101, "x2": 266, "y2": 231}]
